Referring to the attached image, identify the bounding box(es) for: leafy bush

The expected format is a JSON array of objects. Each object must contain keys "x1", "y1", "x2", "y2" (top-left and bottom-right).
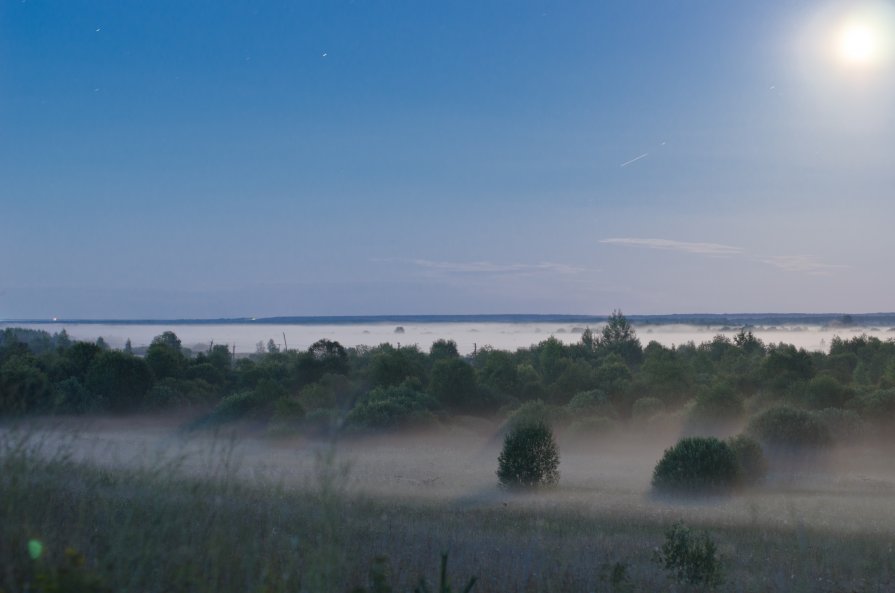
[
  {"x1": 565, "y1": 389, "x2": 615, "y2": 417},
  {"x1": 631, "y1": 396, "x2": 664, "y2": 422},
  {"x1": 688, "y1": 384, "x2": 744, "y2": 432},
  {"x1": 504, "y1": 399, "x2": 570, "y2": 432},
  {"x1": 804, "y1": 375, "x2": 852, "y2": 409},
  {"x1": 652, "y1": 437, "x2": 740, "y2": 494},
  {"x1": 497, "y1": 420, "x2": 560, "y2": 488},
  {"x1": 747, "y1": 406, "x2": 832, "y2": 449},
  {"x1": 654, "y1": 521, "x2": 724, "y2": 587},
  {"x1": 811, "y1": 408, "x2": 865, "y2": 442},
  {"x1": 345, "y1": 383, "x2": 439, "y2": 429},
  {"x1": 727, "y1": 434, "x2": 767, "y2": 486}
]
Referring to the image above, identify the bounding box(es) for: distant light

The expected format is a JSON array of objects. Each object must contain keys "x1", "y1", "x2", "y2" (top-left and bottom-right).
[
  {"x1": 52, "y1": 317, "x2": 58, "y2": 321},
  {"x1": 836, "y1": 20, "x2": 880, "y2": 67}
]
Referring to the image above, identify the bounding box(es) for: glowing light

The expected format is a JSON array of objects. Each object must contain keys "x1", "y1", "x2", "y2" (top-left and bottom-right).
[
  {"x1": 835, "y1": 20, "x2": 881, "y2": 67},
  {"x1": 27, "y1": 540, "x2": 43, "y2": 560}
]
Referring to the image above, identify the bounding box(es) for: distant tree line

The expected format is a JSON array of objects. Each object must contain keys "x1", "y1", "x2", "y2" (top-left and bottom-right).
[{"x1": 2, "y1": 311, "x2": 895, "y2": 443}]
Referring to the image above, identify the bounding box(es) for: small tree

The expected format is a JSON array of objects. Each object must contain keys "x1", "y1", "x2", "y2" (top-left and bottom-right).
[
  {"x1": 497, "y1": 420, "x2": 559, "y2": 488},
  {"x1": 654, "y1": 521, "x2": 724, "y2": 587}
]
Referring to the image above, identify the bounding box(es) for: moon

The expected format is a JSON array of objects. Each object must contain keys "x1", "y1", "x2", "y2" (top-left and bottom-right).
[{"x1": 835, "y1": 20, "x2": 882, "y2": 67}]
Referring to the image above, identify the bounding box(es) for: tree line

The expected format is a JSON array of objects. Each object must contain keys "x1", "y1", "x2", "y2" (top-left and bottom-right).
[{"x1": 2, "y1": 312, "x2": 895, "y2": 442}]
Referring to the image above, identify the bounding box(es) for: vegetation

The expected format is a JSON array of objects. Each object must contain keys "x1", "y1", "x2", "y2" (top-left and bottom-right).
[
  {"x1": 652, "y1": 437, "x2": 741, "y2": 495},
  {"x1": 496, "y1": 421, "x2": 560, "y2": 488},
  {"x1": 654, "y1": 522, "x2": 724, "y2": 588}
]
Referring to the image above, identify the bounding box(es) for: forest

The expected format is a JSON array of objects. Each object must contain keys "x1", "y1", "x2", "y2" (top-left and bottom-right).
[{"x1": 2, "y1": 312, "x2": 894, "y2": 448}]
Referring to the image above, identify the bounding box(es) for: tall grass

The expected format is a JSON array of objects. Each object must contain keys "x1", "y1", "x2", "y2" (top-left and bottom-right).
[{"x1": 2, "y1": 426, "x2": 894, "y2": 592}]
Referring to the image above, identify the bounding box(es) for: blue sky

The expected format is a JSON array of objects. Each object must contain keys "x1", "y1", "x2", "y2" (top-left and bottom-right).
[{"x1": 2, "y1": 0, "x2": 894, "y2": 318}]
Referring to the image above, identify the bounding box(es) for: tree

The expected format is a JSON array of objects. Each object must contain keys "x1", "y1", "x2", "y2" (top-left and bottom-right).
[
  {"x1": 429, "y1": 339, "x2": 459, "y2": 361},
  {"x1": 86, "y1": 351, "x2": 153, "y2": 410},
  {"x1": 598, "y1": 310, "x2": 642, "y2": 366},
  {"x1": 430, "y1": 358, "x2": 477, "y2": 409},
  {"x1": 146, "y1": 332, "x2": 186, "y2": 380},
  {"x1": 497, "y1": 420, "x2": 560, "y2": 488}
]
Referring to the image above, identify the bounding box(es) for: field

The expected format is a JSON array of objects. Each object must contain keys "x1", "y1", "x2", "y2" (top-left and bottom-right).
[{"x1": 3, "y1": 415, "x2": 895, "y2": 592}]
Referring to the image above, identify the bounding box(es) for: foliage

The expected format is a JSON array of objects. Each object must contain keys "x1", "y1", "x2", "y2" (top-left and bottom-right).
[
  {"x1": 496, "y1": 420, "x2": 560, "y2": 488},
  {"x1": 652, "y1": 437, "x2": 740, "y2": 494},
  {"x1": 429, "y1": 358, "x2": 478, "y2": 409},
  {"x1": 654, "y1": 521, "x2": 724, "y2": 587},
  {"x1": 726, "y1": 434, "x2": 767, "y2": 486},
  {"x1": 687, "y1": 383, "x2": 744, "y2": 433},
  {"x1": 747, "y1": 406, "x2": 832, "y2": 449},
  {"x1": 504, "y1": 400, "x2": 569, "y2": 432},
  {"x1": 598, "y1": 310, "x2": 643, "y2": 366},
  {"x1": 345, "y1": 383, "x2": 439, "y2": 429}
]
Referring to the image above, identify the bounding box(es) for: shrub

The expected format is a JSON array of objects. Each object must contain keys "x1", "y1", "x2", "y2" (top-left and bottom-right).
[
  {"x1": 565, "y1": 389, "x2": 611, "y2": 415},
  {"x1": 747, "y1": 406, "x2": 832, "y2": 449},
  {"x1": 652, "y1": 437, "x2": 739, "y2": 494},
  {"x1": 497, "y1": 420, "x2": 560, "y2": 488},
  {"x1": 688, "y1": 384, "x2": 744, "y2": 432},
  {"x1": 654, "y1": 521, "x2": 724, "y2": 587},
  {"x1": 345, "y1": 383, "x2": 438, "y2": 429},
  {"x1": 811, "y1": 408, "x2": 865, "y2": 442},
  {"x1": 504, "y1": 400, "x2": 570, "y2": 432},
  {"x1": 727, "y1": 434, "x2": 767, "y2": 486},
  {"x1": 804, "y1": 375, "x2": 852, "y2": 409}
]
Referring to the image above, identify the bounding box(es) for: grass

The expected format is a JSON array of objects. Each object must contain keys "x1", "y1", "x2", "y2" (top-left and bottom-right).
[{"x1": 2, "y1": 424, "x2": 895, "y2": 592}]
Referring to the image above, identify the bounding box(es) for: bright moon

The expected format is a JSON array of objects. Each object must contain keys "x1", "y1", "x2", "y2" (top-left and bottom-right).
[{"x1": 836, "y1": 20, "x2": 881, "y2": 67}]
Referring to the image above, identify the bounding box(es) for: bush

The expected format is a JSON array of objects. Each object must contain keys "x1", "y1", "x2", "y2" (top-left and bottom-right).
[
  {"x1": 652, "y1": 437, "x2": 740, "y2": 494},
  {"x1": 727, "y1": 434, "x2": 767, "y2": 486},
  {"x1": 345, "y1": 383, "x2": 438, "y2": 429},
  {"x1": 811, "y1": 408, "x2": 865, "y2": 442},
  {"x1": 747, "y1": 406, "x2": 832, "y2": 450},
  {"x1": 688, "y1": 384, "x2": 744, "y2": 433},
  {"x1": 654, "y1": 521, "x2": 724, "y2": 587},
  {"x1": 504, "y1": 400, "x2": 570, "y2": 432},
  {"x1": 497, "y1": 420, "x2": 559, "y2": 488}
]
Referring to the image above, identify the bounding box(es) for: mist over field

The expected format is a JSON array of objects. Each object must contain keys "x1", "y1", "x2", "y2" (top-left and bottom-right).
[{"x1": 3, "y1": 321, "x2": 890, "y2": 354}]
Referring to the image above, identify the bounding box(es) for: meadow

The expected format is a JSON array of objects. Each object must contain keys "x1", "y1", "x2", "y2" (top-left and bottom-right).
[{"x1": 3, "y1": 415, "x2": 895, "y2": 593}]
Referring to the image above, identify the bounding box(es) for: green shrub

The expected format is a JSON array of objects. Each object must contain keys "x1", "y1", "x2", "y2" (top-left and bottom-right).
[
  {"x1": 654, "y1": 521, "x2": 724, "y2": 587},
  {"x1": 727, "y1": 434, "x2": 767, "y2": 486},
  {"x1": 505, "y1": 399, "x2": 569, "y2": 432},
  {"x1": 652, "y1": 437, "x2": 739, "y2": 494},
  {"x1": 747, "y1": 406, "x2": 832, "y2": 449},
  {"x1": 804, "y1": 375, "x2": 852, "y2": 409},
  {"x1": 631, "y1": 396, "x2": 664, "y2": 422},
  {"x1": 688, "y1": 384, "x2": 744, "y2": 432},
  {"x1": 565, "y1": 389, "x2": 613, "y2": 416},
  {"x1": 497, "y1": 420, "x2": 560, "y2": 488},
  {"x1": 811, "y1": 408, "x2": 865, "y2": 442},
  {"x1": 345, "y1": 384, "x2": 438, "y2": 429}
]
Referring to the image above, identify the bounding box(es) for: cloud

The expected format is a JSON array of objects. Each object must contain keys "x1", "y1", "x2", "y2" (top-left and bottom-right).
[
  {"x1": 599, "y1": 238, "x2": 845, "y2": 276},
  {"x1": 758, "y1": 255, "x2": 847, "y2": 276},
  {"x1": 375, "y1": 258, "x2": 588, "y2": 275},
  {"x1": 599, "y1": 238, "x2": 743, "y2": 256}
]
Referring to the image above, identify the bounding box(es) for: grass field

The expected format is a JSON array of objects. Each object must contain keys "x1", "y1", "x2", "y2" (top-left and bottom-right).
[{"x1": 3, "y1": 416, "x2": 895, "y2": 592}]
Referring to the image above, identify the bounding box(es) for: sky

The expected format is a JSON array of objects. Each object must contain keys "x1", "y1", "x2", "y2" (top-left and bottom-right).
[{"x1": 2, "y1": 0, "x2": 895, "y2": 319}]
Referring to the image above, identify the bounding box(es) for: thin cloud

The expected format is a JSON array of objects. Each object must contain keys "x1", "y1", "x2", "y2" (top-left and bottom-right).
[
  {"x1": 374, "y1": 258, "x2": 588, "y2": 275},
  {"x1": 758, "y1": 255, "x2": 847, "y2": 276},
  {"x1": 600, "y1": 238, "x2": 743, "y2": 256},
  {"x1": 620, "y1": 152, "x2": 649, "y2": 167}
]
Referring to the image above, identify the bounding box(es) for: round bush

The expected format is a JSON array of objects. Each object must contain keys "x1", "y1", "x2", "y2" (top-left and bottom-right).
[
  {"x1": 497, "y1": 420, "x2": 560, "y2": 488},
  {"x1": 727, "y1": 434, "x2": 767, "y2": 486},
  {"x1": 747, "y1": 406, "x2": 832, "y2": 449},
  {"x1": 652, "y1": 437, "x2": 740, "y2": 494}
]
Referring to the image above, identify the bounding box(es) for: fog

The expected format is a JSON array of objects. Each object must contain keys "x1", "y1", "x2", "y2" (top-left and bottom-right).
[
  {"x1": 4, "y1": 322, "x2": 892, "y2": 354},
  {"x1": 16, "y1": 414, "x2": 895, "y2": 537}
]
